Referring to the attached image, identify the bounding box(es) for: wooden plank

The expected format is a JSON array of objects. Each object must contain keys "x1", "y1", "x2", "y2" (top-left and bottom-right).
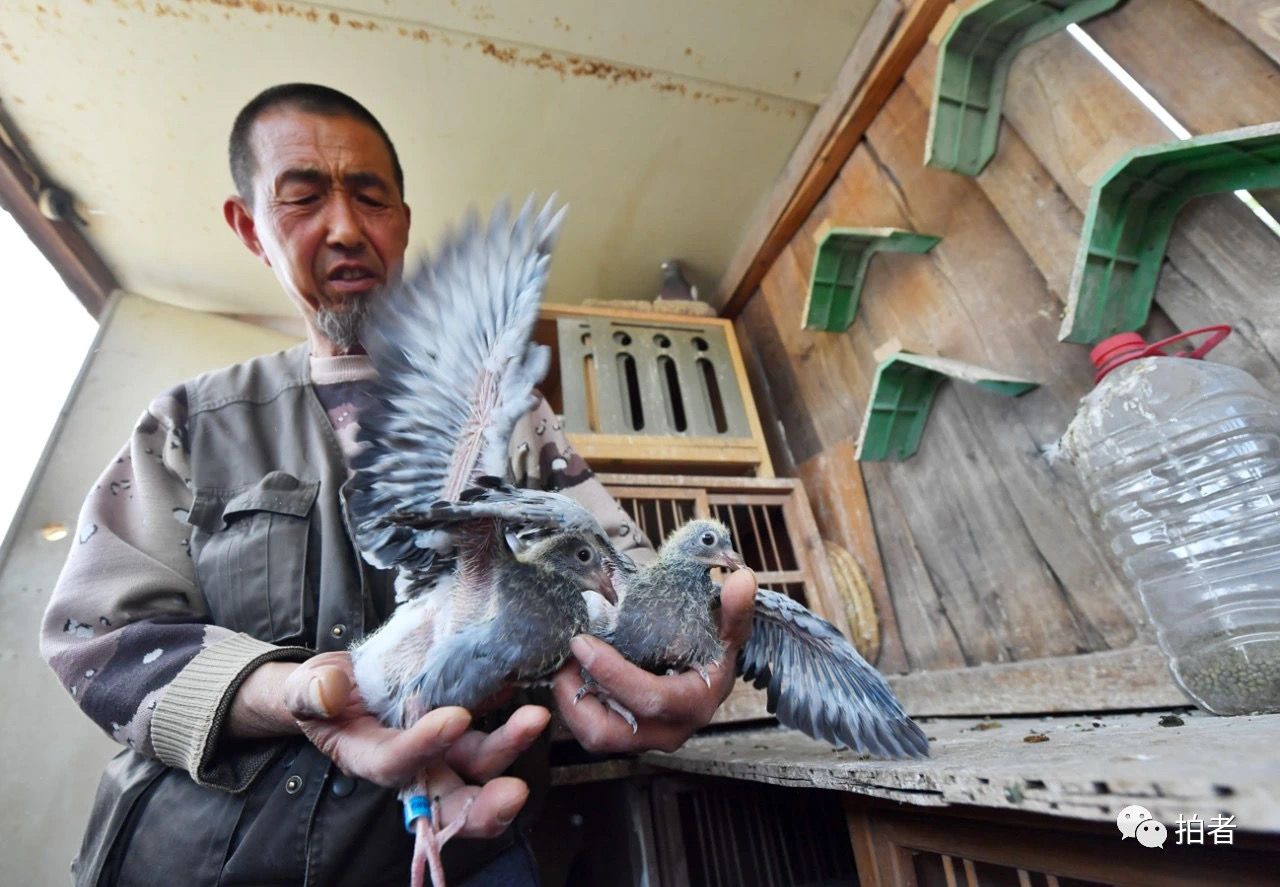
[
  {"x1": 720, "y1": 300, "x2": 776, "y2": 478},
  {"x1": 567, "y1": 432, "x2": 764, "y2": 474},
  {"x1": 0, "y1": 114, "x2": 118, "y2": 316},
  {"x1": 782, "y1": 480, "x2": 854, "y2": 638},
  {"x1": 539, "y1": 301, "x2": 734, "y2": 329},
  {"x1": 795, "y1": 441, "x2": 909, "y2": 673},
  {"x1": 888, "y1": 646, "x2": 1192, "y2": 716},
  {"x1": 858, "y1": 82, "x2": 1143, "y2": 662},
  {"x1": 1196, "y1": 0, "x2": 1280, "y2": 68},
  {"x1": 733, "y1": 295, "x2": 823, "y2": 470},
  {"x1": 645, "y1": 711, "x2": 1280, "y2": 833},
  {"x1": 996, "y1": 23, "x2": 1280, "y2": 392},
  {"x1": 1088, "y1": 0, "x2": 1280, "y2": 134},
  {"x1": 843, "y1": 802, "x2": 888, "y2": 887},
  {"x1": 596, "y1": 472, "x2": 797, "y2": 492},
  {"x1": 861, "y1": 465, "x2": 968, "y2": 671},
  {"x1": 706, "y1": 643, "x2": 1185, "y2": 726},
  {"x1": 715, "y1": 0, "x2": 952, "y2": 317}
]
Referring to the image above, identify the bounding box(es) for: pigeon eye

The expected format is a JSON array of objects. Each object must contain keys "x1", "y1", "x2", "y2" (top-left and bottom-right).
[
  {"x1": 700, "y1": 531, "x2": 716, "y2": 547},
  {"x1": 575, "y1": 548, "x2": 592, "y2": 563}
]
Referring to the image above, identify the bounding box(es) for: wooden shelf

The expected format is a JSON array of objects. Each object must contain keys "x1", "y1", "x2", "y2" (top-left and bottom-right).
[{"x1": 644, "y1": 711, "x2": 1280, "y2": 833}]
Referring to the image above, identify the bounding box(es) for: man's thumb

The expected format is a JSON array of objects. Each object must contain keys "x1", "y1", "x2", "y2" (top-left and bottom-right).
[
  {"x1": 719, "y1": 568, "x2": 757, "y2": 647},
  {"x1": 287, "y1": 664, "x2": 352, "y2": 719}
]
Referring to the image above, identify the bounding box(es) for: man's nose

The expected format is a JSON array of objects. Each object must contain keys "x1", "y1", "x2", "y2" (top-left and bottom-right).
[{"x1": 326, "y1": 194, "x2": 366, "y2": 250}]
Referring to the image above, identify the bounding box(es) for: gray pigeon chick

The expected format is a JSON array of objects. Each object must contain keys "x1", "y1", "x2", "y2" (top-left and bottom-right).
[
  {"x1": 353, "y1": 526, "x2": 616, "y2": 727},
  {"x1": 346, "y1": 197, "x2": 618, "y2": 887},
  {"x1": 588, "y1": 519, "x2": 930, "y2": 759}
]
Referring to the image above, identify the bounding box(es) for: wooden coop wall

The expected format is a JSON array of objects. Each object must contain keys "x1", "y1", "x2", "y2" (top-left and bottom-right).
[{"x1": 732, "y1": 0, "x2": 1280, "y2": 687}]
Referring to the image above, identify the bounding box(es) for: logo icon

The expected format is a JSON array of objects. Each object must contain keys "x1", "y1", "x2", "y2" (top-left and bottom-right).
[
  {"x1": 1136, "y1": 819, "x2": 1167, "y2": 849},
  {"x1": 1117, "y1": 805, "x2": 1152, "y2": 839}
]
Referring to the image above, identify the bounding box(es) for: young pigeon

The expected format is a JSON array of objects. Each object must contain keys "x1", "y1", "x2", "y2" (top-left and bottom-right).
[
  {"x1": 346, "y1": 197, "x2": 617, "y2": 887},
  {"x1": 586, "y1": 519, "x2": 930, "y2": 759}
]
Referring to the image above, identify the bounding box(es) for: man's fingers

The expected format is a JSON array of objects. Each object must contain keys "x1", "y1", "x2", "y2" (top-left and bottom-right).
[
  {"x1": 567, "y1": 635, "x2": 703, "y2": 722},
  {"x1": 390, "y1": 705, "x2": 472, "y2": 763},
  {"x1": 332, "y1": 706, "x2": 470, "y2": 786},
  {"x1": 718, "y1": 568, "x2": 757, "y2": 648},
  {"x1": 444, "y1": 777, "x2": 530, "y2": 840},
  {"x1": 551, "y1": 678, "x2": 689, "y2": 754},
  {"x1": 445, "y1": 705, "x2": 550, "y2": 782}
]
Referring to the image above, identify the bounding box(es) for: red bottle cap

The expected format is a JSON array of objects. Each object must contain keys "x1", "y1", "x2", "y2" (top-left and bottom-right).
[{"x1": 1090, "y1": 326, "x2": 1232, "y2": 384}]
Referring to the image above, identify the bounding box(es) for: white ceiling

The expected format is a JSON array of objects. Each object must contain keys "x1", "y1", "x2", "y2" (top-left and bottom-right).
[{"x1": 1, "y1": 0, "x2": 878, "y2": 315}]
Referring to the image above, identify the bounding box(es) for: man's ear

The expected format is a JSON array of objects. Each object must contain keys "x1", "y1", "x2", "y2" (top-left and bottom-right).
[{"x1": 223, "y1": 196, "x2": 271, "y2": 267}]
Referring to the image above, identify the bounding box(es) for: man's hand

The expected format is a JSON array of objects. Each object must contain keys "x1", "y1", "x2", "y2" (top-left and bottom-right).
[
  {"x1": 233, "y1": 652, "x2": 548, "y2": 839},
  {"x1": 551, "y1": 568, "x2": 756, "y2": 754}
]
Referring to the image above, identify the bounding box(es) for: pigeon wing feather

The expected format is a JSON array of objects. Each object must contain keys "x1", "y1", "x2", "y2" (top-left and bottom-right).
[
  {"x1": 739, "y1": 588, "x2": 929, "y2": 759},
  {"x1": 349, "y1": 197, "x2": 565, "y2": 576}
]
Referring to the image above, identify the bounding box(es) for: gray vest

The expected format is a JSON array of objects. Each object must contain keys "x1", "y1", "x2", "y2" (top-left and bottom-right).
[{"x1": 74, "y1": 344, "x2": 536, "y2": 886}]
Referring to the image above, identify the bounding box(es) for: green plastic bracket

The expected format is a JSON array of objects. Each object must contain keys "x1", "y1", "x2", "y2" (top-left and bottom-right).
[
  {"x1": 1060, "y1": 122, "x2": 1280, "y2": 344},
  {"x1": 803, "y1": 226, "x2": 941, "y2": 332},
  {"x1": 925, "y1": 0, "x2": 1124, "y2": 176},
  {"x1": 855, "y1": 348, "x2": 1039, "y2": 461}
]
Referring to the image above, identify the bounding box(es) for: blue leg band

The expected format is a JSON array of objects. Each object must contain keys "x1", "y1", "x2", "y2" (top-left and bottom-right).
[{"x1": 403, "y1": 794, "x2": 432, "y2": 833}]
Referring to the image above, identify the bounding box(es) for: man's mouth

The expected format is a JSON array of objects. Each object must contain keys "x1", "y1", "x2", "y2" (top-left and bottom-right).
[{"x1": 325, "y1": 264, "x2": 380, "y2": 294}]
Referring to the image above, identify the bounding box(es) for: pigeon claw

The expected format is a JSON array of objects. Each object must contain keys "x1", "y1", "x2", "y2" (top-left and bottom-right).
[
  {"x1": 605, "y1": 697, "x2": 639, "y2": 734},
  {"x1": 693, "y1": 664, "x2": 712, "y2": 688},
  {"x1": 576, "y1": 667, "x2": 637, "y2": 732}
]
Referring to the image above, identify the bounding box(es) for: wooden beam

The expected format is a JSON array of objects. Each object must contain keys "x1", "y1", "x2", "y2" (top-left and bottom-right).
[
  {"x1": 888, "y1": 646, "x2": 1193, "y2": 716},
  {"x1": 714, "y1": 0, "x2": 951, "y2": 318},
  {"x1": 0, "y1": 111, "x2": 118, "y2": 317}
]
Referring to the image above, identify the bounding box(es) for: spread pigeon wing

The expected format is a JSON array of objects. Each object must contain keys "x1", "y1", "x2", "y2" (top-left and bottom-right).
[
  {"x1": 349, "y1": 197, "x2": 565, "y2": 575},
  {"x1": 390, "y1": 476, "x2": 604, "y2": 539},
  {"x1": 739, "y1": 589, "x2": 929, "y2": 759}
]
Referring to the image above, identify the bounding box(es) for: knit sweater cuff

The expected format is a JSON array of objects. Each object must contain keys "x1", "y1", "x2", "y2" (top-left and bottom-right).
[{"x1": 152, "y1": 633, "x2": 313, "y2": 791}]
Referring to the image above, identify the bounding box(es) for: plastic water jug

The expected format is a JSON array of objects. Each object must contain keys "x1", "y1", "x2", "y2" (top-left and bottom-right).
[{"x1": 1063, "y1": 326, "x2": 1280, "y2": 715}]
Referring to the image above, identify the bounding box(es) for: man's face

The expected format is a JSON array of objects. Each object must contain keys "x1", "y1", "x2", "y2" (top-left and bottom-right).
[{"x1": 226, "y1": 108, "x2": 410, "y2": 350}]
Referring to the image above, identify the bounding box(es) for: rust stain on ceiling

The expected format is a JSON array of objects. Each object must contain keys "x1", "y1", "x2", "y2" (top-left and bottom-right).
[{"x1": 89, "y1": 0, "x2": 800, "y2": 115}]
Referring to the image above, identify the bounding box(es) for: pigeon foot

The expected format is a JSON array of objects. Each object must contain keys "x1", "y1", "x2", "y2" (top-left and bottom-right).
[
  {"x1": 575, "y1": 668, "x2": 638, "y2": 733},
  {"x1": 407, "y1": 792, "x2": 475, "y2": 887}
]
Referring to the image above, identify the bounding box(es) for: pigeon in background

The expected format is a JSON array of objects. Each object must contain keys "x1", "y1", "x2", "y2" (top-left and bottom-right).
[
  {"x1": 347, "y1": 197, "x2": 619, "y2": 887},
  {"x1": 659, "y1": 259, "x2": 699, "y2": 301},
  {"x1": 585, "y1": 519, "x2": 930, "y2": 759}
]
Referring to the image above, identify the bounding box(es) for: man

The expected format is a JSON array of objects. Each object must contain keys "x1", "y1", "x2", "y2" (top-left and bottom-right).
[{"x1": 40, "y1": 83, "x2": 757, "y2": 885}]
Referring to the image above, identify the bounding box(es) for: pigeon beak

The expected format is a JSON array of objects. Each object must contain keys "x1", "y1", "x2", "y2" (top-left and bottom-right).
[
  {"x1": 595, "y1": 571, "x2": 619, "y2": 606},
  {"x1": 716, "y1": 549, "x2": 746, "y2": 571}
]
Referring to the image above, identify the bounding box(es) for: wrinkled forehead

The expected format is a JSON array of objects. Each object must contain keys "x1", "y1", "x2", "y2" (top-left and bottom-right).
[{"x1": 248, "y1": 109, "x2": 397, "y2": 191}]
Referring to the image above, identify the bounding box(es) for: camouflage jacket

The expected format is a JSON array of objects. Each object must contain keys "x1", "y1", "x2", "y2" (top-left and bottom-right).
[{"x1": 40, "y1": 342, "x2": 651, "y2": 885}]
